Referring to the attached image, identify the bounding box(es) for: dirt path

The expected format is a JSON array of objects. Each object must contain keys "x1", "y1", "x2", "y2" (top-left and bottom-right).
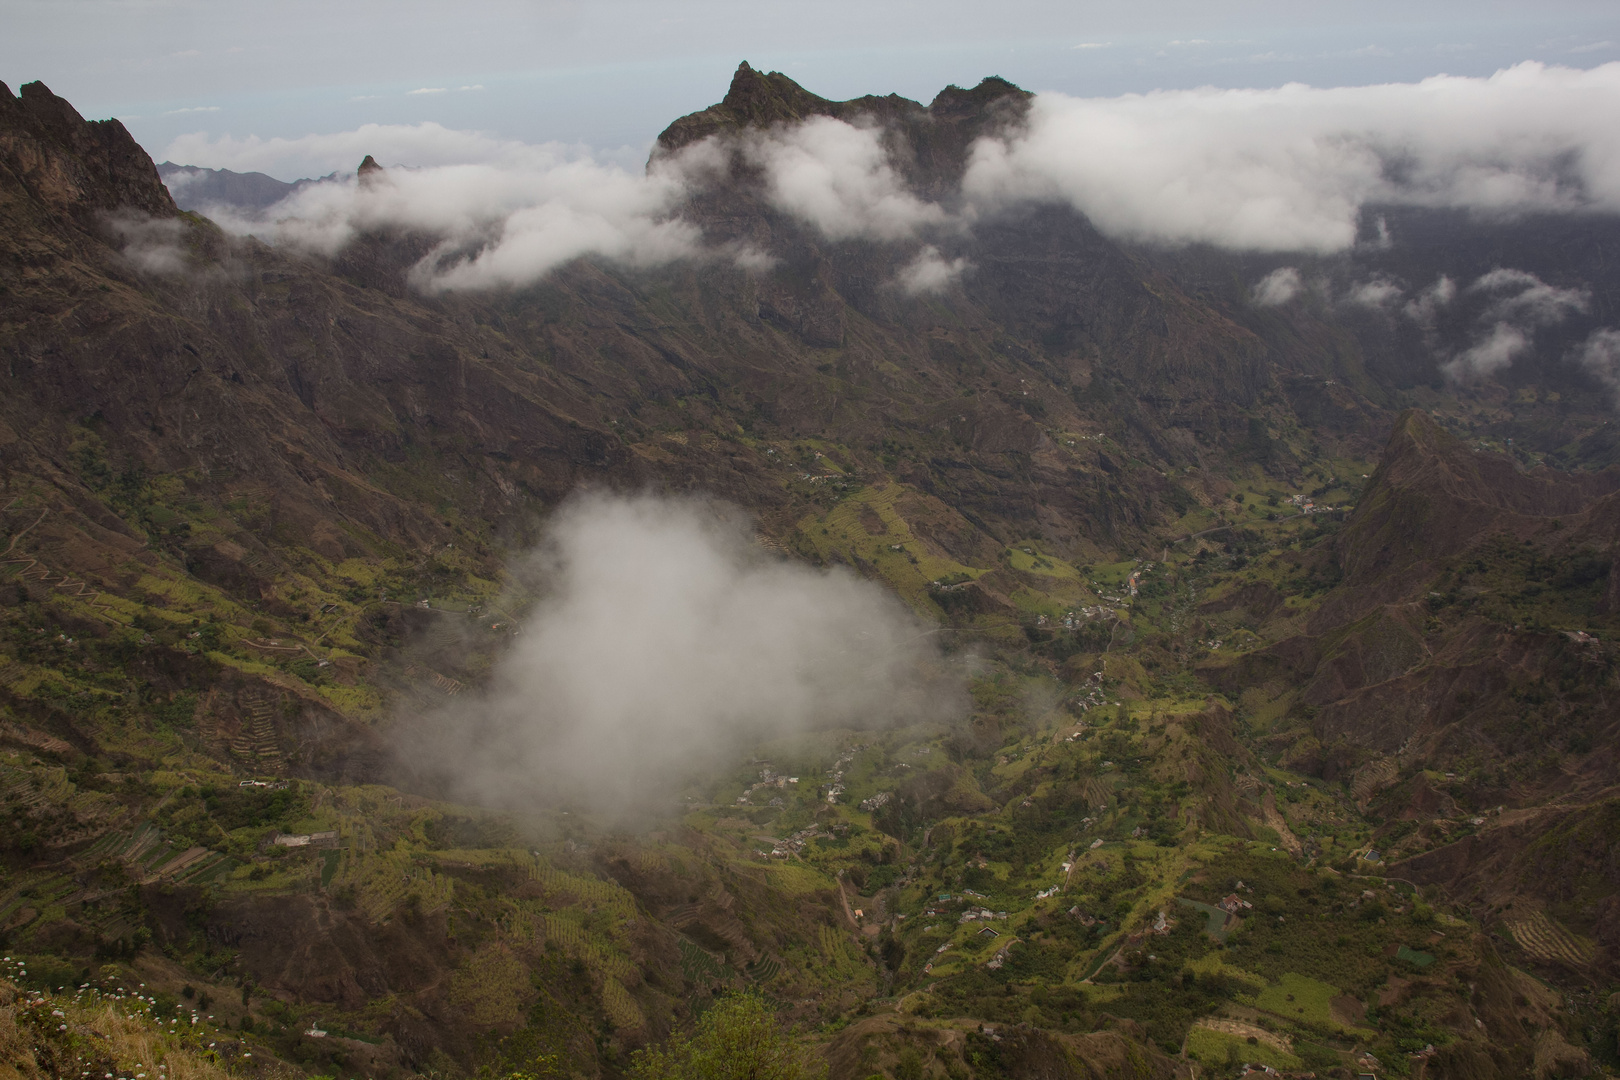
[
  {"x1": 1260, "y1": 791, "x2": 1303, "y2": 856},
  {"x1": 834, "y1": 871, "x2": 859, "y2": 928},
  {"x1": 1, "y1": 505, "x2": 49, "y2": 556}
]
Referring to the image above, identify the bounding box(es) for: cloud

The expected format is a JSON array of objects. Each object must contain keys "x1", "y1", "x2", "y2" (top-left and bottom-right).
[
  {"x1": 962, "y1": 61, "x2": 1620, "y2": 252},
  {"x1": 1448, "y1": 321, "x2": 1530, "y2": 379},
  {"x1": 164, "y1": 106, "x2": 220, "y2": 115},
  {"x1": 1574, "y1": 327, "x2": 1620, "y2": 405},
  {"x1": 1444, "y1": 268, "x2": 1589, "y2": 379},
  {"x1": 896, "y1": 246, "x2": 969, "y2": 295},
  {"x1": 1071, "y1": 42, "x2": 1112, "y2": 50},
  {"x1": 164, "y1": 61, "x2": 1620, "y2": 291},
  {"x1": 1570, "y1": 41, "x2": 1613, "y2": 54},
  {"x1": 1403, "y1": 274, "x2": 1456, "y2": 329},
  {"x1": 409, "y1": 87, "x2": 448, "y2": 95},
  {"x1": 744, "y1": 116, "x2": 949, "y2": 242},
  {"x1": 1469, "y1": 267, "x2": 1589, "y2": 326},
  {"x1": 201, "y1": 144, "x2": 703, "y2": 290},
  {"x1": 1345, "y1": 276, "x2": 1403, "y2": 310},
  {"x1": 105, "y1": 213, "x2": 189, "y2": 275},
  {"x1": 1253, "y1": 267, "x2": 1303, "y2": 306},
  {"x1": 397, "y1": 492, "x2": 960, "y2": 810}
]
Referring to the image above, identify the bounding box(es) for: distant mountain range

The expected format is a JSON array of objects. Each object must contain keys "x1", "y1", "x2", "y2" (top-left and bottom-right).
[{"x1": 156, "y1": 161, "x2": 325, "y2": 213}]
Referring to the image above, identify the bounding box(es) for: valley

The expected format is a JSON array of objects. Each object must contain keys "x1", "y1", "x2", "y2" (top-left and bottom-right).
[{"x1": 1, "y1": 64, "x2": 1618, "y2": 1080}]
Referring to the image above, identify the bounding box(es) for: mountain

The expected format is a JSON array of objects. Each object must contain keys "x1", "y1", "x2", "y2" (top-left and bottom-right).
[
  {"x1": 2, "y1": 67, "x2": 1619, "y2": 1080},
  {"x1": 156, "y1": 162, "x2": 316, "y2": 214}
]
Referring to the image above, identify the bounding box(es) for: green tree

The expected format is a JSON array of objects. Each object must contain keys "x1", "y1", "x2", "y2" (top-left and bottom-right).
[{"x1": 630, "y1": 994, "x2": 826, "y2": 1080}]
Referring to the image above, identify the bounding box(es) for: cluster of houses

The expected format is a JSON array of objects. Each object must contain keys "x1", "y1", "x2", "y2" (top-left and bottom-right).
[
  {"x1": 821, "y1": 746, "x2": 863, "y2": 804},
  {"x1": 859, "y1": 791, "x2": 892, "y2": 812},
  {"x1": 239, "y1": 779, "x2": 289, "y2": 791},
  {"x1": 1287, "y1": 493, "x2": 1336, "y2": 514},
  {"x1": 1070, "y1": 668, "x2": 1121, "y2": 713},
  {"x1": 759, "y1": 824, "x2": 825, "y2": 859},
  {"x1": 1059, "y1": 606, "x2": 1118, "y2": 630},
  {"x1": 272, "y1": 830, "x2": 338, "y2": 849},
  {"x1": 736, "y1": 765, "x2": 800, "y2": 806},
  {"x1": 958, "y1": 905, "x2": 1010, "y2": 924}
]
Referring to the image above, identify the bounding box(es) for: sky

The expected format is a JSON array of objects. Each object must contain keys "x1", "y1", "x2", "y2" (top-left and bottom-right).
[{"x1": 4, "y1": 0, "x2": 1619, "y2": 179}]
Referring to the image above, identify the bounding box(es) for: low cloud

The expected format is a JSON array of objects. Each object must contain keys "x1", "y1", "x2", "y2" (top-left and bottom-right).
[
  {"x1": 161, "y1": 61, "x2": 1620, "y2": 291},
  {"x1": 1574, "y1": 328, "x2": 1620, "y2": 406},
  {"x1": 1470, "y1": 267, "x2": 1589, "y2": 326},
  {"x1": 1444, "y1": 268, "x2": 1589, "y2": 379},
  {"x1": 1344, "y1": 276, "x2": 1403, "y2": 310},
  {"x1": 1403, "y1": 274, "x2": 1456, "y2": 330},
  {"x1": 1252, "y1": 267, "x2": 1303, "y2": 306},
  {"x1": 105, "y1": 213, "x2": 189, "y2": 274},
  {"x1": 896, "y1": 246, "x2": 969, "y2": 295},
  {"x1": 399, "y1": 493, "x2": 961, "y2": 810},
  {"x1": 744, "y1": 116, "x2": 949, "y2": 242},
  {"x1": 188, "y1": 137, "x2": 707, "y2": 290},
  {"x1": 963, "y1": 61, "x2": 1620, "y2": 252},
  {"x1": 1450, "y1": 322, "x2": 1531, "y2": 378}
]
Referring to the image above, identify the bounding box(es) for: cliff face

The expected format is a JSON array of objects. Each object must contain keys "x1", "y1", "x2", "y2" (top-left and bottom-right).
[{"x1": 0, "y1": 80, "x2": 176, "y2": 222}]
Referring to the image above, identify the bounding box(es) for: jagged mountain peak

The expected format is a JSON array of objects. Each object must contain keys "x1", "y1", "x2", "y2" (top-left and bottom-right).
[
  {"x1": 0, "y1": 78, "x2": 176, "y2": 220},
  {"x1": 654, "y1": 61, "x2": 1030, "y2": 157},
  {"x1": 928, "y1": 75, "x2": 1031, "y2": 117}
]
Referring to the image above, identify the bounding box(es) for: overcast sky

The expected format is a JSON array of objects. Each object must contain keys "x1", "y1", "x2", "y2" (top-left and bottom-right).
[{"x1": 4, "y1": 0, "x2": 1618, "y2": 179}]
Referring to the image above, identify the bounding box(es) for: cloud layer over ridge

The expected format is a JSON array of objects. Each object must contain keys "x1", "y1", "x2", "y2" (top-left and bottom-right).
[
  {"x1": 163, "y1": 61, "x2": 1620, "y2": 287},
  {"x1": 964, "y1": 61, "x2": 1620, "y2": 252}
]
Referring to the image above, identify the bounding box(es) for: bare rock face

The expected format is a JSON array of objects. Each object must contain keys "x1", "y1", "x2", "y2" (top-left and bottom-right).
[{"x1": 0, "y1": 80, "x2": 176, "y2": 221}]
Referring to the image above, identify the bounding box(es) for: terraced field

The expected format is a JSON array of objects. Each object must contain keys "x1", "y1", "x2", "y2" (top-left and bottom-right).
[{"x1": 1505, "y1": 910, "x2": 1596, "y2": 965}]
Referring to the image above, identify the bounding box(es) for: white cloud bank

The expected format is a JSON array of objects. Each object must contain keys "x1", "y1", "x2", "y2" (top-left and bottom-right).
[
  {"x1": 400, "y1": 493, "x2": 960, "y2": 810},
  {"x1": 746, "y1": 116, "x2": 949, "y2": 241},
  {"x1": 162, "y1": 61, "x2": 1620, "y2": 289},
  {"x1": 187, "y1": 137, "x2": 704, "y2": 290},
  {"x1": 964, "y1": 61, "x2": 1620, "y2": 252}
]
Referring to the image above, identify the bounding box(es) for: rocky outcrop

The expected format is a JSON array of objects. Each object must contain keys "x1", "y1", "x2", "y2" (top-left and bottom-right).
[{"x1": 0, "y1": 80, "x2": 176, "y2": 221}]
